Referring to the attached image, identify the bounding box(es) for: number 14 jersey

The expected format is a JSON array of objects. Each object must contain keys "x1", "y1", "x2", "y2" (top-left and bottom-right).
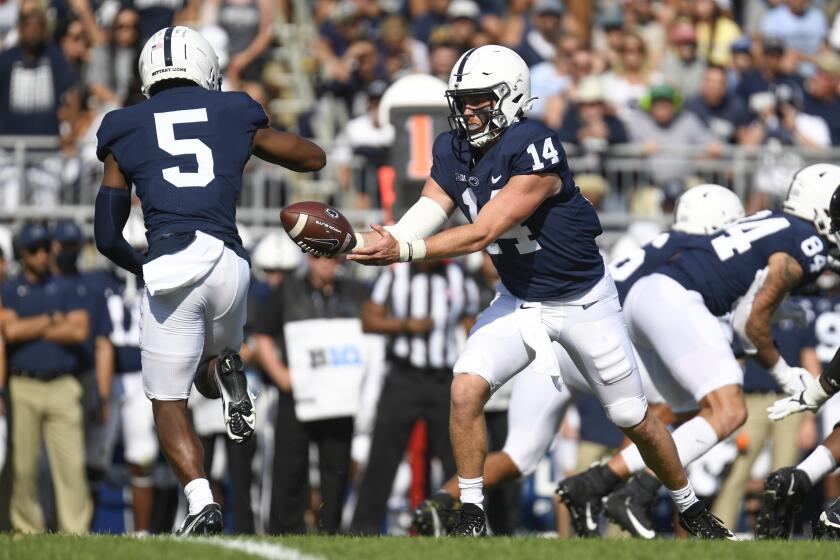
[
  {"x1": 96, "y1": 85, "x2": 268, "y2": 260},
  {"x1": 662, "y1": 210, "x2": 829, "y2": 316},
  {"x1": 430, "y1": 118, "x2": 604, "y2": 301}
]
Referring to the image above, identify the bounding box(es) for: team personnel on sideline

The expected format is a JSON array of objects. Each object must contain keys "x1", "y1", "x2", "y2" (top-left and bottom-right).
[
  {"x1": 93, "y1": 26, "x2": 325, "y2": 534},
  {"x1": 343, "y1": 45, "x2": 730, "y2": 538},
  {"x1": 560, "y1": 164, "x2": 840, "y2": 537},
  {"x1": 412, "y1": 184, "x2": 745, "y2": 536}
]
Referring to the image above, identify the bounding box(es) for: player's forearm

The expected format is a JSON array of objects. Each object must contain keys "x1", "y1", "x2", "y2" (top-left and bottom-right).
[
  {"x1": 252, "y1": 130, "x2": 326, "y2": 172},
  {"x1": 423, "y1": 223, "x2": 494, "y2": 260},
  {"x1": 94, "y1": 186, "x2": 146, "y2": 276},
  {"x1": 745, "y1": 314, "x2": 780, "y2": 369},
  {"x1": 95, "y1": 336, "x2": 114, "y2": 399}
]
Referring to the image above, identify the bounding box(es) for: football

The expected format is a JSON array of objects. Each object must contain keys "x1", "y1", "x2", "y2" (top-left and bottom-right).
[{"x1": 280, "y1": 201, "x2": 357, "y2": 258}]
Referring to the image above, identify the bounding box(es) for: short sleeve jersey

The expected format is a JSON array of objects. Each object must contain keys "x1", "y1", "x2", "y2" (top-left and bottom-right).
[
  {"x1": 609, "y1": 231, "x2": 707, "y2": 304},
  {"x1": 661, "y1": 211, "x2": 829, "y2": 316},
  {"x1": 96, "y1": 85, "x2": 268, "y2": 260},
  {"x1": 430, "y1": 119, "x2": 604, "y2": 301}
]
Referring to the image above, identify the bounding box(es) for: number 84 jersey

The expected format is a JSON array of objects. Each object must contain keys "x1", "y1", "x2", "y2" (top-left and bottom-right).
[
  {"x1": 662, "y1": 210, "x2": 829, "y2": 316},
  {"x1": 430, "y1": 118, "x2": 604, "y2": 301},
  {"x1": 96, "y1": 85, "x2": 268, "y2": 259}
]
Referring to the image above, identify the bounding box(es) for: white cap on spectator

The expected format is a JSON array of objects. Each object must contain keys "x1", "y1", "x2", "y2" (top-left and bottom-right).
[
  {"x1": 533, "y1": 0, "x2": 564, "y2": 16},
  {"x1": 715, "y1": 0, "x2": 732, "y2": 11},
  {"x1": 201, "y1": 25, "x2": 230, "y2": 70},
  {"x1": 448, "y1": 0, "x2": 480, "y2": 21},
  {"x1": 332, "y1": 0, "x2": 360, "y2": 22},
  {"x1": 253, "y1": 231, "x2": 303, "y2": 271},
  {"x1": 575, "y1": 76, "x2": 605, "y2": 103}
]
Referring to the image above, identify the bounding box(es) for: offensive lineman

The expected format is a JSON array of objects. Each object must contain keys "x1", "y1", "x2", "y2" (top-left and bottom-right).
[
  {"x1": 344, "y1": 45, "x2": 729, "y2": 537},
  {"x1": 559, "y1": 164, "x2": 840, "y2": 537},
  {"x1": 93, "y1": 26, "x2": 325, "y2": 534}
]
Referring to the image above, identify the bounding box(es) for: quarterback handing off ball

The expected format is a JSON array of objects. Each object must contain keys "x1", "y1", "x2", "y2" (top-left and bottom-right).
[{"x1": 281, "y1": 201, "x2": 357, "y2": 257}]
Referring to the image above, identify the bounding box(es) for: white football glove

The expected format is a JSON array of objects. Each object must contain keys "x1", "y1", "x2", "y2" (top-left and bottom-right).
[
  {"x1": 769, "y1": 357, "x2": 817, "y2": 395},
  {"x1": 767, "y1": 376, "x2": 830, "y2": 421}
]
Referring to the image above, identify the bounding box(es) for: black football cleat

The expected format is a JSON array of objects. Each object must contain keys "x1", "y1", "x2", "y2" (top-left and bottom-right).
[
  {"x1": 679, "y1": 502, "x2": 737, "y2": 540},
  {"x1": 818, "y1": 497, "x2": 840, "y2": 538},
  {"x1": 556, "y1": 465, "x2": 622, "y2": 537},
  {"x1": 756, "y1": 467, "x2": 811, "y2": 539},
  {"x1": 411, "y1": 492, "x2": 460, "y2": 537},
  {"x1": 602, "y1": 472, "x2": 660, "y2": 539},
  {"x1": 450, "y1": 503, "x2": 486, "y2": 537},
  {"x1": 176, "y1": 503, "x2": 223, "y2": 536},
  {"x1": 215, "y1": 349, "x2": 255, "y2": 444}
]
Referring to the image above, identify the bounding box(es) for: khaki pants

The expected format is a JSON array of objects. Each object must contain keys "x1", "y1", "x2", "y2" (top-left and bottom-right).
[
  {"x1": 10, "y1": 375, "x2": 92, "y2": 533},
  {"x1": 711, "y1": 393, "x2": 801, "y2": 528}
]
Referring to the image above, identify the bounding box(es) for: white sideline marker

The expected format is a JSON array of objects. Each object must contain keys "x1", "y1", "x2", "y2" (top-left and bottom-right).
[{"x1": 190, "y1": 536, "x2": 325, "y2": 560}]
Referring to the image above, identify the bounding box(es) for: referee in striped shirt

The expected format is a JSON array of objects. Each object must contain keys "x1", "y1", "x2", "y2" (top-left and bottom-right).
[{"x1": 350, "y1": 259, "x2": 479, "y2": 534}]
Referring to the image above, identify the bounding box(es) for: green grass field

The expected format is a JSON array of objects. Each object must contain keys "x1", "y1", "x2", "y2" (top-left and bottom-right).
[{"x1": 2, "y1": 535, "x2": 839, "y2": 560}]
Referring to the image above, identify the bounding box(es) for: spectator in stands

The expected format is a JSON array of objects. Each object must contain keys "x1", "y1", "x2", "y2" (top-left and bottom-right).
[
  {"x1": 512, "y1": 0, "x2": 564, "y2": 68},
  {"x1": 528, "y1": 32, "x2": 579, "y2": 124},
  {"x1": 332, "y1": 80, "x2": 392, "y2": 208},
  {"x1": 86, "y1": 8, "x2": 140, "y2": 106},
  {"x1": 315, "y1": 0, "x2": 369, "y2": 66},
  {"x1": 2, "y1": 222, "x2": 91, "y2": 533},
  {"x1": 121, "y1": 0, "x2": 197, "y2": 42},
  {"x1": 661, "y1": 22, "x2": 706, "y2": 98},
  {"x1": 350, "y1": 259, "x2": 476, "y2": 535},
  {"x1": 622, "y1": 0, "x2": 667, "y2": 69},
  {"x1": 446, "y1": 0, "x2": 485, "y2": 52},
  {"x1": 252, "y1": 255, "x2": 367, "y2": 534},
  {"x1": 323, "y1": 38, "x2": 387, "y2": 117},
  {"x1": 590, "y1": 5, "x2": 625, "y2": 71},
  {"x1": 686, "y1": 65, "x2": 752, "y2": 144},
  {"x1": 0, "y1": 0, "x2": 79, "y2": 141},
  {"x1": 741, "y1": 82, "x2": 831, "y2": 148},
  {"x1": 59, "y1": 18, "x2": 92, "y2": 87},
  {"x1": 624, "y1": 84, "x2": 720, "y2": 185},
  {"x1": 410, "y1": 0, "x2": 451, "y2": 45},
  {"x1": 378, "y1": 14, "x2": 430, "y2": 78},
  {"x1": 199, "y1": 0, "x2": 273, "y2": 86},
  {"x1": 427, "y1": 36, "x2": 460, "y2": 81},
  {"x1": 51, "y1": 0, "x2": 106, "y2": 47},
  {"x1": 803, "y1": 51, "x2": 840, "y2": 146},
  {"x1": 692, "y1": 0, "x2": 742, "y2": 66},
  {"x1": 557, "y1": 76, "x2": 628, "y2": 153},
  {"x1": 602, "y1": 31, "x2": 661, "y2": 118},
  {"x1": 728, "y1": 36, "x2": 755, "y2": 89},
  {"x1": 761, "y1": 0, "x2": 828, "y2": 76},
  {"x1": 735, "y1": 37, "x2": 804, "y2": 111}
]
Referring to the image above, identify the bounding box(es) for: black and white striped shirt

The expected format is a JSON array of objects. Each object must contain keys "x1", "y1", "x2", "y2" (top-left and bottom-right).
[{"x1": 371, "y1": 262, "x2": 479, "y2": 370}]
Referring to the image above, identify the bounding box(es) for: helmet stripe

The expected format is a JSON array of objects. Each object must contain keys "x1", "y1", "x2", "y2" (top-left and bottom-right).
[
  {"x1": 455, "y1": 47, "x2": 477, "y2": 83},
  {"x1": 163, "y1": 27, "x2": 173, "y2": 67}
]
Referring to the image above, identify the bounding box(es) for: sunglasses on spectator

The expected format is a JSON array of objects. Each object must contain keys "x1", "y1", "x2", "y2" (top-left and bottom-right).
[
  {"x1": 115, "y1": 22, "x2": 138, "y2": 30},
  {"x1": 24, "y1": 240, "x2": 50, "y2": 254},
  {"x1": 19, "y1": 11, "x2": 45, "y2": 23}
]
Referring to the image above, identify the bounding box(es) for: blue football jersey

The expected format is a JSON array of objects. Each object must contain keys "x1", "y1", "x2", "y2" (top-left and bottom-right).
[
  {"x1": 609, "y1": 231, "x2": 707, "y2": 304},
  {"x1": 661, "y1": 211, "x2": 829, "y2": 316},
  {"x1": 101, "y1": 273, "x2": 143, "y2": 375},
  {"x1": 430, "y1": 119, "x2": 604, "y2": 301},
  {"x1": 804, "y1": 294, "x2": 840, "y2": 367},
  {"x1": 96, "y1": 85, "x2": 268, "y2": 261}
]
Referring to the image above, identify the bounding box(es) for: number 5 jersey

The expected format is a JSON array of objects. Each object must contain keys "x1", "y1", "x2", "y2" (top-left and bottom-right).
[
  {"x1": 661, "y1": 211, "x2": 829, "y2": 316},
  {"x1": 430, "y1": 118, "x2": 604, "y2": 301},
  {"x1": 95, "y1": 85, "x2": 268, "y2": 261}
]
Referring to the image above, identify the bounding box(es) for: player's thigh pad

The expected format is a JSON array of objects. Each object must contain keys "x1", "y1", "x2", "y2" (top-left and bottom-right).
[
  {"x1": 119, "y1": 372, "x2": 158, "y2": 466},
  {"x1": 453, "y1": 291, "x2": 534, "y2": 392},
  {"x1": 625, "y1": 274, "x2": 743, "y2": 403},
  {"x1": 544, "y1": 283, "x2": 648, "y2": 428},
  {"x1": 502, "y1": 368, "x2": 572, "y2": 476}
]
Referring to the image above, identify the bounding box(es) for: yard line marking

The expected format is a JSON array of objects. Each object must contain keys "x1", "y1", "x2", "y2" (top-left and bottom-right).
[{"x1": 179, "y1": 536, "x2": 325, "y2": 560}]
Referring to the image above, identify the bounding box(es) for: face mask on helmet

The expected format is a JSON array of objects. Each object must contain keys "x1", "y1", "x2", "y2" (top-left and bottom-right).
[
  {"x1": 446, "y1": 83, "x2": 513, "y2": 148},
  {"x1": 830, "y1": 185, "x2": 840, "y2": 249}
]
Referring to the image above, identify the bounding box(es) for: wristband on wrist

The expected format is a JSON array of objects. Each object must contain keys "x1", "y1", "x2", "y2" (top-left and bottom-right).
[
  {"x1": 769, "y1": 356, "x2": 790, "y2": 379},
  {"x1": 398, "y1": 240, "x2": 427, "y2": 262}
]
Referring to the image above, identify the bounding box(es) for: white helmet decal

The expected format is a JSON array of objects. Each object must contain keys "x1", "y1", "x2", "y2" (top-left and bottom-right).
[
  {"x1": 139, "y1": 26, "x2": 222, "y2": 98},
  {"x1": 445, "y1": 45, "x2": 536, "y2": 148},
  {"x1": 673, "y1": 184, "x2": 745, "y2": 235}
]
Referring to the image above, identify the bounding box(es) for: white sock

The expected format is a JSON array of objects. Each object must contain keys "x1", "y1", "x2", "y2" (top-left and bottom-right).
[
  {"x1": 798, "y1": 445, "x2": 838, "y2": 485},
  {"x1": 668, "y1": 482, "x2": 700, "y2": 513},
  {"x1": 671, "y1": 417, "x2": 719, "y2": 466},
  {"x1": 619, "y1": 445, "x2": 646, "y2": 473},
  {"x1": 458, "y1": 476, "x2": 484, "y2": 509},
  {"x1": 184, "y1": 478, "x2": 214, "y2": 515}
]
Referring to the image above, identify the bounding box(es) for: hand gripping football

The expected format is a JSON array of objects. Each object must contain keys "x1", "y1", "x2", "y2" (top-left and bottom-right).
[{"x1": 280, "y1": 201, "x2": 357, "y2": 258}]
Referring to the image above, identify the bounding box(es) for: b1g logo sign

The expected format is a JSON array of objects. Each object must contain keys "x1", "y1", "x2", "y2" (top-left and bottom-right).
[
  {"x1": 284, "y1": 318, "x2": 366, "y2": 422},
  {"x1": 309, "y1": 345, "x2": 363, "y2": 369}
]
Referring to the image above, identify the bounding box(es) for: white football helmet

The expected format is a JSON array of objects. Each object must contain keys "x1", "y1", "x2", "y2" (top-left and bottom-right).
[
  {"x1": 446, "y1": 45, "x2": 536, "y2": 148},
  {"x1": 252, "y1": 231, "x2": 302, "y2": 271},
  {"x1": 672, "y1": 184, "x2": 745, "y2": 235},
  {"x1": 139, "y1": 26, "x2": 222, "y2": 98},
  {"x1": 783, "y1": 163, "x2": 840, "y2": 247}
]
